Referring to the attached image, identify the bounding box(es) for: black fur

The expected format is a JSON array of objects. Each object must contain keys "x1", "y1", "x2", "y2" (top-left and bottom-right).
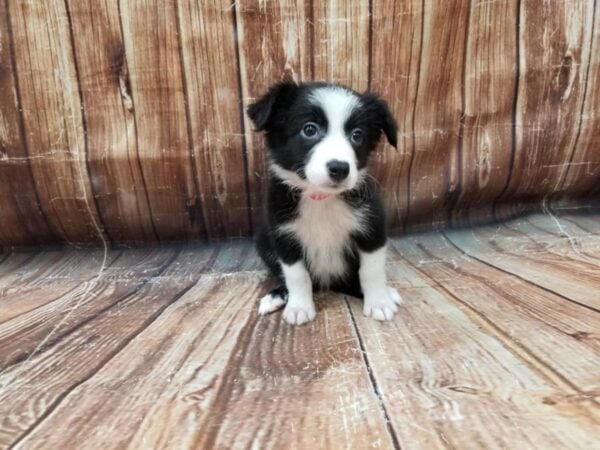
[{"x1": 249, "y1": 81, "x2": 397, "y2": 301}]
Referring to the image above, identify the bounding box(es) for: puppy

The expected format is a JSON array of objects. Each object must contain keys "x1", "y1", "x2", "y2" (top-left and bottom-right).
[{"x1": 248, "y1": 81, "x2": 402, "y2": 325}]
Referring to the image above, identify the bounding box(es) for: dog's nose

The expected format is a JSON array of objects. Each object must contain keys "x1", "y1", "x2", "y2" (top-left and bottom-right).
[{"x1": 327, "y1": 160, "x2": 350, "y2": 182}]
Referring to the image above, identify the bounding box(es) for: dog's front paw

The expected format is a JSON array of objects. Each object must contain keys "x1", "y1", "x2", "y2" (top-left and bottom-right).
[
  {"x1": 282, "y1": 304, "x2": 316, "y2": 325},
  {"x1": 387, "y1": 286, "x2": 403, "y2": 305},
  {"x1": 363, "y1": 287, "x2": 402, "y2": 321}
]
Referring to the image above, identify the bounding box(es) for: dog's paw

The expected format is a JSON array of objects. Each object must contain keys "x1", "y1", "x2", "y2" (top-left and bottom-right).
[
  {"x1": 282, "y1": 304, "x2": 316, "y2": 325},
  {"x1": 387, "y1": 286, "x2": 403, "y2": 305},
  {"x1": 363, "y1": 288, "x2": 401, "y2": 321},
  {"x1": 258, "y1": 293, "x2": 287, "y2": 315}
]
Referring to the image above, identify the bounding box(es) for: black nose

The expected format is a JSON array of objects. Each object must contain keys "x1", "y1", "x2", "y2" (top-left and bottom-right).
[{"x1": 327, "y1": 160, "x2": 350, "y2": 182}]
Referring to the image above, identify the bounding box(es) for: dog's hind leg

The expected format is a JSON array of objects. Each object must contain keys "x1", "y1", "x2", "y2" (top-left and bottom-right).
[{"x1": 258, "y1": 286, "x2": 288, "y2": 315}]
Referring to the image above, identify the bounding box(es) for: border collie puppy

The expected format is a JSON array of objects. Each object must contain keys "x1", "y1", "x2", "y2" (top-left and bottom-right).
[{"x1": 248, "y1": 81, "x2": 402, "y2": 325}]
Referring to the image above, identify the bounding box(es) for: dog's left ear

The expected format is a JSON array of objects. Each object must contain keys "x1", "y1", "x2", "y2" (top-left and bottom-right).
[{"x1": 362, "y1": 93, "x2": 398, "y2": 148}]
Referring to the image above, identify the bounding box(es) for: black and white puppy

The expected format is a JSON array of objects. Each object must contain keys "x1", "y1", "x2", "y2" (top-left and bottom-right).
[{"x1": 248, "y1": 81, "x2": 402, "y2": 325}]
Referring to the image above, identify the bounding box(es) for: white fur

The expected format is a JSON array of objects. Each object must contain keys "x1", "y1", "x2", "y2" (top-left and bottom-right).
[
  {"x1": 281, "y1": 261, "x2": 315, "y2": 325},
  {"x1": 258, "y1": 293, "x2": 286, "y2": 315},
  {"x1": 305, "y1": 87, "x2": 361, "y2": 190},
  {"x1": 279, "y1": 194, "x2": 366, "y2": 287},
  {"x1": 359, "y1": 246, "x2": 403, "y2": 321}
]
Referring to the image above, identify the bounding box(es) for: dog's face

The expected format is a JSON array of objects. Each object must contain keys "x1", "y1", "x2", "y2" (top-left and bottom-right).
[{"x1": 248, "y1": 82, "x2": 397, "y2": 194}]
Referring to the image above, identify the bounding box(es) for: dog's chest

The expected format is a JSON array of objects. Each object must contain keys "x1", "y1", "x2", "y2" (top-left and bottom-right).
[{"x1": 281, "y1": 196, "x2": 364, "y2": 284}]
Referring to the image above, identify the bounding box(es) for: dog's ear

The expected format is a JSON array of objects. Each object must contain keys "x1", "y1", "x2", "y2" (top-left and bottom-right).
[
  {"x1": 247, "y1": 81, "x2": 299, "y2": 131},
  {"x1": 362, "y1": 93, "x2": 398, "y2": 148}
]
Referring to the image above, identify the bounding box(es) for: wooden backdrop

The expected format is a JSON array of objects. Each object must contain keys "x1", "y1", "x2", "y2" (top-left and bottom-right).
[{"x1": 0, "y1": 0, "x2": 598, "y2": 247}]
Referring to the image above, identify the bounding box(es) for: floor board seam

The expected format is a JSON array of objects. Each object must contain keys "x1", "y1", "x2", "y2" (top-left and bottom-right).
[
  {"x1": 344, "y1": 296, "x2": 402, "y2": 450},
  {"x1": 0, "y1": 250, "x2": 178, "y2": 374},
  {"x1": 441, "y1": 231, "x2": 600, "y2": 314},
  {"x1": 391, "y1": 245, "x2": 600, "y2": 417},
  {"x1": 6, "y1": 259, "x2": 206, "y2": 449},
  {"x1": 0, "y1": 251, "x2": 125, "y2": 327}
]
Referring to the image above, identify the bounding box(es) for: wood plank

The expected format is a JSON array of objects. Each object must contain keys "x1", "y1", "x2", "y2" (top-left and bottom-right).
[
  {"x1": 0, "y1": 248, "x2": 222, "y2": 447},
  {"x1": 369, "y1": 0, "x2": 422, "y2": 230},
  {"x1": 499, "y1": 0, "x2": 595, "y2": 202},
  {"x1": 0, "y1": 250, "x2": 109, "y2": 292},
  {"x1": 349, "y1": 264, "x2": 599, "y2": 449},
  {"x1": 193, "y1": 293, "x2": 394, "y2": 449},
  {"x1": 236, "y1": 0, "x2": 312, "y2": 226},
  {"x1": 0, "y1": 248, "x2": 222, "y2": 370},
  {"x1": 6, "y1": 0, "x2": 104, "y2": 244},
  {"x1": 0, "y1": 0, "x2": 55, "y2": 247},
  {"x1": 177, "y1": 0, "x2": 250, "y2": 239},
  {"x1": 506, "y1": 214, "x2": 600, "y2": 261},
  {"x1": 393, "y1": 234, "x2": 600, "y2": 389},
  {"x1": 404, "y1": 0, "x2": 470, "y2": 231},
  {"x1": 66, "y1": 0, "x2": 157, "y2": 244},
  {"x1": 451, "y1": 0, "x2": 518, "y2": 226},
  {"x1": 0, "y1": 250, "x2": 122, "y2": 324},
  {"x1": 119, "y1": 0, "x2": 205, "y2": 241},
  {"x1": 0, "y1": 252, "x2": 38, "y2": 275},
  {"x1": 312, "y1": 0, "x2": 369, "y2": 90},
  {"x1": 444, "y1": 224, "x2": 600, "y2": 310},
  {"x1": 555, "y1": 2, "x2": 600, "y2": 199},
  {"x1": 3, "y1": 275, "x2": 261, "y2": 449},
  {"x1": 561, "y1": 213, "x2": 600, "y2": 234}
]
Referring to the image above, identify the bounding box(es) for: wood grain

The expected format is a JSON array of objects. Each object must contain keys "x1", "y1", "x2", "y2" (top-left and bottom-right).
[
  {"x1": 0, "y1": 250, "x2": 121, "y2": 324},
  {"x1": 236, "y1": 0, "x2": 312, "y2": 226},
  {"x1": 403, "y1": 0, "x2": 471, "y2": 231},
  {"x1": 312, "y1": 0, "x2": 369, "y2": 90},
  {"x1": 194, "y1": 293, "x2": 394, "y2": 449},
  {"x1": 393, "y1": 232, "x2": 600, "y2": 389},
  {"x1": 10, "y1": 275, "x2": 265, "y2": 450},
  {"x1": 498, "y1": 0, "x2": 595, "y2": 202},
  {"x1": 0, "y1": 0, "x2": 55, "y2": 247},
  {"x1": 177, "y1": 0, "x2": 250, "y2": 239},
  {"x1": 0, "y1": 249, "x2": 176, "y2": 369},
  {"x1": 367, "y1": 0, "x2": 423, "y2": 230},
  {"x1": 559, "y1": 3, "x2": 600, "y2": 199},
  {"x1": 119, "y1": 0, "x2": 205, "y2": 242},
  {"x1": 444, "y1": 223, "x2": 600, "y2": 310},
  {"x1": 0, "y1": 215, "x2": 599, "y2": 448},
  {"x1": 66, "y1": 0, "x2": 157, "y2": 244},
  {"x1": 6, "y1": 0, "x2": 103, "y2": 244},
  {"x1": 0, "y1": 247, "x2": 216, "y2": 447},
  {"x1": 451, "y1": 0, "x2": 518, "y2": 226},
  {"x1": 348, "y1": 281, "x2": 598, "y2": 449},
  {"x1": 0, "y1": 1, "x2": 599, "y2": 245}
]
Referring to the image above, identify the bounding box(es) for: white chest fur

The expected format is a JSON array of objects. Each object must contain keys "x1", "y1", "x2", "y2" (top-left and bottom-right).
[{"x1": 279, "y1": 195, "x2": 365, "y2": 286}]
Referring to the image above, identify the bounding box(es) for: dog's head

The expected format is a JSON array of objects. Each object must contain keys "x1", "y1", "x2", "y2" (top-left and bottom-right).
[{"x1": 248, "y1": 82, "x2": 397, "y2": 195}]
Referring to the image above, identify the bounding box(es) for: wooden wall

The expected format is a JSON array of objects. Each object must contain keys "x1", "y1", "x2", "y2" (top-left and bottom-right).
[{"x1": 0, "y1": 0, "x2": 598, "y2": 247}]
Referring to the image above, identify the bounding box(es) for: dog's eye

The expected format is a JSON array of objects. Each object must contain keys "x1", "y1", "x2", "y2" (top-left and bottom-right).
[
  {"x1": 301, "y1": 122, "x2": 320, "y2": 139},
  {"x1": 350, "y1": 128, "x2": 364, "y2": 145}
]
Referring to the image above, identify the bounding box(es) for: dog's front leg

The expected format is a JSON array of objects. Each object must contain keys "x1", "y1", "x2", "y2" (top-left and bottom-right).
[
  {"x1": 281, "y1": 261, "x2": 315, "y2": 325},
  {"x1": 359, "y1": 245, "x2": 402, "y2": 321}
]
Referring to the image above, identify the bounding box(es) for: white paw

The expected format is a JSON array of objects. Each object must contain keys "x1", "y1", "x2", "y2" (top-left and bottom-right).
[
  {"x1": 363, "y1": 288, "x2": 402, "y2": 321},
  {"x1": 258, "y1": 293, "x2": 286, "y2": 315},
  {"x1": 282, "y1": 304, "x2": 316, "y2": 325},
  {"x1": 387, "y1": 286, "x2": 403, "y2": 305}
]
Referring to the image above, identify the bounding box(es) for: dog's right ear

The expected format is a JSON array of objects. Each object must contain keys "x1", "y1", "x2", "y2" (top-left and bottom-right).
[{"x1": 247, "y1": 81, "x2": 299, "y2": 131}]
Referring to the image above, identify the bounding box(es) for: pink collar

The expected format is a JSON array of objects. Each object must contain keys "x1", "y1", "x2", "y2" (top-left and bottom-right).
[{"x1": 307, "y1": 192, "x2": 332, "y2": 201}]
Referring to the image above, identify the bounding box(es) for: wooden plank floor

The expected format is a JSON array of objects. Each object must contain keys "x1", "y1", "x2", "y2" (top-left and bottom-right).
[{"x1": 0, "y1": 213, "x2": 598, "y2": 450}]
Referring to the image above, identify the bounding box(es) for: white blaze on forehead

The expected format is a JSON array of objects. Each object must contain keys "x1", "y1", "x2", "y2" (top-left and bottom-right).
[
  {"x1": 305, "y1": 87, "x2": 361, "y2": 191},
  {"x1": 309, "y1": 87, "x2": 361, "y2": 134}
]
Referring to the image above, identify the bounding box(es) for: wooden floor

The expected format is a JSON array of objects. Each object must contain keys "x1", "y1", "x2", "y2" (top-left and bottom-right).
[{"x1": 0, "y1": 213, "x2": 598, "y2": 450}]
